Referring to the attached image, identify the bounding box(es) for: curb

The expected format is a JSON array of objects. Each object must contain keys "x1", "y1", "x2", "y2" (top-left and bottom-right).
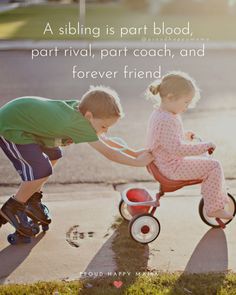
[{"x1": 0, "y1": 3, "x2": 20, "y2": 13}]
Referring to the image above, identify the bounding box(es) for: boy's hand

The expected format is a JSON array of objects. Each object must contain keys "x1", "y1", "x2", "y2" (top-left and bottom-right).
[
  {"x1": 63, "y1": 138, "x2": 73, "y2": 146},
  {"x1": 135, "y1": 151, "x2": 154, "y2": 166}
]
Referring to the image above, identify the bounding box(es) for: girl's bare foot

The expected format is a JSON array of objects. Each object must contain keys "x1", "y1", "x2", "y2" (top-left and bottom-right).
[{"x1": 207, "y1": 208, "x2": 233, "y2": 220}]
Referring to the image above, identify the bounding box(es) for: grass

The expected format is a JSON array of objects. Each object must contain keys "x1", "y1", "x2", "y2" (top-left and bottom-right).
[
  {"x1": 0, "y1": 3, "x2": 236, "y2": 40},
  {"x1": 2, "y1": 273, "x2": 236, "y2": 295},
  {"x1": 1, "y1": 218, "x2": 236, "y2": 294}
]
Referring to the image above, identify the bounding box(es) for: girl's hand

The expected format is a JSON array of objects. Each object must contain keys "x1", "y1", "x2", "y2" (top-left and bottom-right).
[
  {"x1": 185, "y1": 131, "x2": 195, "y2": 141},
  {"x1": 135, "y1": 151, "x2": 154, "y2": 166},
  {"x1": 208, "y1": 142, "x2": 216, "y2": 154}
]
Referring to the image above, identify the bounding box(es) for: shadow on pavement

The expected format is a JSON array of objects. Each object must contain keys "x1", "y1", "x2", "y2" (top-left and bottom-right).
[
  {"x1": 0, "y1": 232, "x2": 45, "y2": 284},
  {"x1": 185, "y1": 228, "x2": 228, "y2": 273},
  {"x1": 80, "y1": 219, "x2": 149, "y2": 294},
  {"x1": 168, "y1": 228, "x2": 228, "y2": 295},
  {"x1": 83, "y1": 232, "x2": 116, "y2": 275}
]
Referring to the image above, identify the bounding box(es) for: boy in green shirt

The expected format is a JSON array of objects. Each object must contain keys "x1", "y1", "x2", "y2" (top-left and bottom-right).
[{"x1": 0, "y1": 86, "x2": 153, "y2": 237}]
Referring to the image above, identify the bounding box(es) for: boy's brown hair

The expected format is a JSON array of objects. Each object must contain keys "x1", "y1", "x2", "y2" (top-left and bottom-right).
[{"x1": 79, "y1": 86, "x2": 124, "y2": 119}]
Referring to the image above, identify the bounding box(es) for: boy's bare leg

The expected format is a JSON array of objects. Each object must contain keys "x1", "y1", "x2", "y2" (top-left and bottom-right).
[
  {"x1": 12, "y1": 160, "x2": 59, "y2": 225},
  {"x1": 15, "y1": 177, "x2": 49, "y2": 203},
  {"x1": 36, "y1": 159, "x2": 58, "y2": 193},
  {"x1": 15, "y1": 160, "x2": 59, "y2": 203},
  {"x1": 1, "y1": 157, "x2": 59, "y2": 235}
]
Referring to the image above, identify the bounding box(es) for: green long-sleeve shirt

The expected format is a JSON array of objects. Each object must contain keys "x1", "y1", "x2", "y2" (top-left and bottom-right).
[{"x1": 0, "y1": 97, "x2": 98, "y2": 147}]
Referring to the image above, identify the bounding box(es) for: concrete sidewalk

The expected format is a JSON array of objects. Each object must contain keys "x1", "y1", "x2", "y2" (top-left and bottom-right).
[
  {"x1": 0, "y1": 186, "x2": 119, "y2": 284},
  {"x1": 0, "y1": 182, "x2": 236, "y2": 284},
  {"x1": 0, "y1": 3, "x2": 20, "y2": 13}
]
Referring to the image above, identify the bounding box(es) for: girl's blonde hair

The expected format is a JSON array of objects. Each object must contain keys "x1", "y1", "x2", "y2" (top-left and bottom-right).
[
  {"x1": 146, "y1": 71, "x2": 200, "y2": 108},
  {"x1": 79, "y1": 85, "x2": 124, "y2": 119}
]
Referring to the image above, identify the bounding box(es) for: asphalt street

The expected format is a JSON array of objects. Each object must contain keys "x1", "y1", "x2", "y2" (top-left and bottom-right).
[
  {"x1": 0, "y1": 47, "x2": 236, "y2": 283},
  {"x1": 0, "y1": 48, "x2": 236, "y2": 185}
]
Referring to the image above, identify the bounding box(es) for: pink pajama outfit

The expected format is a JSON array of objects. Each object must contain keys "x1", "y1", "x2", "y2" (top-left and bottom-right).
[{"x1": 146, "y1": 108, "x2": 228, "y2": 214}]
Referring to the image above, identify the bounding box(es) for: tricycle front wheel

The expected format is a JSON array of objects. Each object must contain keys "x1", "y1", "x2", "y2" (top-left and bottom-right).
[{"x1": 129, "y1": 213, "x2": 161, "y2": 244}]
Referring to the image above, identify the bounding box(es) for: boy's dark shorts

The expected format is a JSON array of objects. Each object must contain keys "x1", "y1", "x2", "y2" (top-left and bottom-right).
[{"x1": 0, "y1": 136, "x2": 62, "y2": 181}]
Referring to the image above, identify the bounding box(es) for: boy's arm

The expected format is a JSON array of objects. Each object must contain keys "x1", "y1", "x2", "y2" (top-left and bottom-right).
[
  {"x1": 100, "y1": 137, "x2": 138, "y2": 157},
  {"x1": 89, "y1": 140, "x2": 153, "y2": 167}
]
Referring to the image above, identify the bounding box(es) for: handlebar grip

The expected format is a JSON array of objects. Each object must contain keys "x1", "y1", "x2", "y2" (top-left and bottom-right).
[{"x1": 208, "y1": 147, "x2": 214, "y2": 155}]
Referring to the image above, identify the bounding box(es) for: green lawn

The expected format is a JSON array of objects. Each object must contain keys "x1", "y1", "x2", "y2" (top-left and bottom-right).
[
  {"x1": 0, "y1": 4, "x2": 236, "y2": 41},
  {"x1": 1, "y1": 218, "x2": 236, "y2": 295},
  {"x1": 1, "y1": 273, "x2": 236, "y2": 295}
]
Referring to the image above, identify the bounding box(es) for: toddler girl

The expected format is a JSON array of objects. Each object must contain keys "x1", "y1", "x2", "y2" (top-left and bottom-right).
[{"x1": 146, "y1": 71, "x2": 232, "y2": 220}]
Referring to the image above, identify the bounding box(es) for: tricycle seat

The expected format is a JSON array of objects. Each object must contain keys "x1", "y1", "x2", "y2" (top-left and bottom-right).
[{"x1": 147, "y1": 163, "x2": 202, "y2": 193}]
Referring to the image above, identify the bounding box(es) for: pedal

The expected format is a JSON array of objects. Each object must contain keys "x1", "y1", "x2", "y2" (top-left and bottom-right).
[{"x1": 215, "y1": 218, "x2": 226, "y2": 229}]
